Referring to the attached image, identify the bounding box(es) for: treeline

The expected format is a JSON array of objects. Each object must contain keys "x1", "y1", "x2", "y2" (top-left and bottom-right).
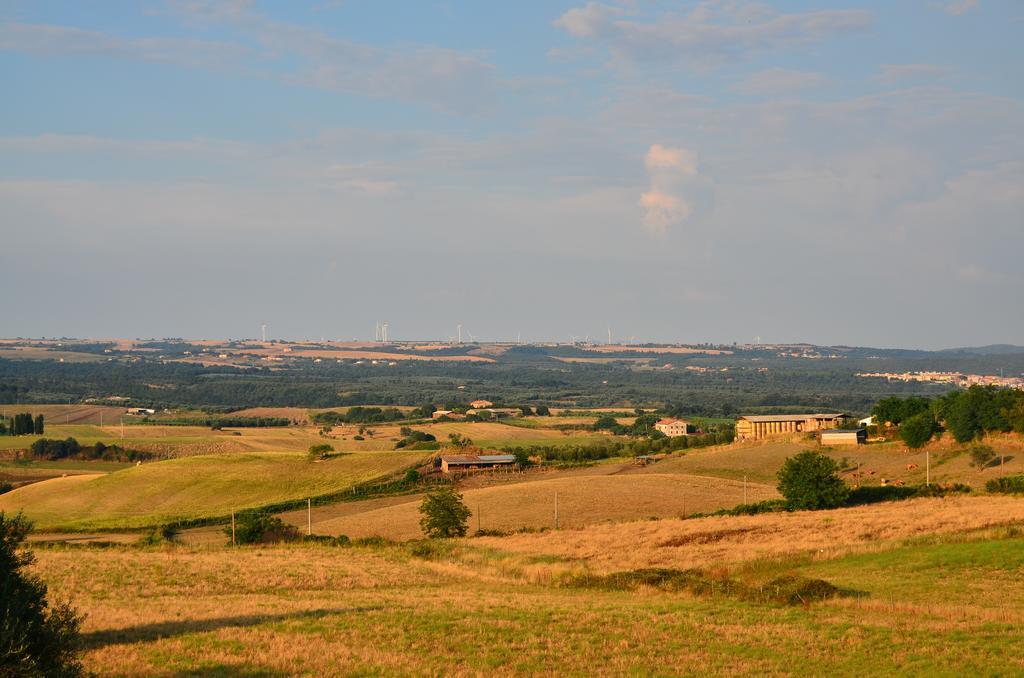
[
  {"x1": 139, "y1": 416, "x2": 290, "y2": 428},
  {"x1": 27, "y1": 437, "x2": 154, "y2": 462},
  {"x1": 0, "y1": 413, "x2": 43, "y2": 435},
  {"x1": 873, "y1": 386, "x2": 1024, "y2": 448},
  {"x1": 312, "y1": 407, "x2": 416, "y2": 425},
  {"x1": 504, "y1": 425, "x2": 735, "y2": 464}
]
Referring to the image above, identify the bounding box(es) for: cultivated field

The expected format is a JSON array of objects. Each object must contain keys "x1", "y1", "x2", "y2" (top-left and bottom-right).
[
  {"x1": 0, "y1": 404, "x2": 126, "y2": 425},
  {"x1": 0, "y1": 451, "x2": 425, "y2": 530},
  {"x1": 26, "y1": 495, "x2": 1024, "y2": 675}
]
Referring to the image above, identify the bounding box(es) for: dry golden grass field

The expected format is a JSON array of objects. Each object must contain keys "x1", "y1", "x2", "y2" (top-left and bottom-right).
[
  {"x1": 297, "y1": 471, "x2": 777, "y2": 540},
  {"x1": 654, "y1": 433, "x2": 1024, "y2": 489},
  {"x1": 24, "y1": 495, "x2": 1024, "y2": 676}
]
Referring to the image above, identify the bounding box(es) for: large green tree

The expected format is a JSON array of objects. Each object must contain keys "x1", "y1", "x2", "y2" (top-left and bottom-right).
[
  {"x1": 0, "y1": 513, "x2": 84, "y2": 676},
  {"x1": 777, "y1": 451, "x2": 849, "y2": 511},
  {"x1": 419, "y1": 487, "x2": 471, "y2": 538},
  {"x1": 899, "y1": 412, "x2": 937, "y2": 449}
]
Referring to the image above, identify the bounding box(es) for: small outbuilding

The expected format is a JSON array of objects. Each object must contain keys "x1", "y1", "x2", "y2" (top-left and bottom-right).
[
  {"x1": 820, "y1": 429, "x2": 866, "y2": 445},
  {"x1": 469, "y1": 399, "x2": 494, "y2": 409}
]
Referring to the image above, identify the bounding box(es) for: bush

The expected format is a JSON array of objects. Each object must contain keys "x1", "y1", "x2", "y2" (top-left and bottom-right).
[
  {"x1": 404, "y1": 468, "x2": 421, "y2": 483},
  {"x1": 721, "y1": 499, "x2": 788, "y2": 516},
  {"x1": 227, "y1": 510, "x2": 298, "y2": 545},
  {"x1": 0, "y1": 481, "x2": 12, "y2": 495},
  {"x1": 419, "y1": 487, "x2": 471, "y2": 538},
  {"x1": 777, "y1": 451, "x2": 850, "y2": 510},
  {"x1": 986, "y1": 475, "x2": 1024, "y2": 494},
  {"x1": 969, "y1": 444, "x2": 997, "y2": 470},
  {"x1": 137, "y1": 525, "x2": 178, "y2": 546},
  {"x1": 0, "y1": 512, "x2": 85, "y2": 676}
]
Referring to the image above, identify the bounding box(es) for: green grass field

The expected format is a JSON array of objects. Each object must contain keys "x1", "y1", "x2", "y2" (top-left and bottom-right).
[
  {"x1": 28, "y1": 500, "x2": 1024, "y2": 675},
  {"x1": 0, "y1": 451, "x2": 425, "y2": 530}
]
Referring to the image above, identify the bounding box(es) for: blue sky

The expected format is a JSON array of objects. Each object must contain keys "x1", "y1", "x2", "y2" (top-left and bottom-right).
[{"x1": 1, "y1": 1, "x2": 1021, "y2": 347}]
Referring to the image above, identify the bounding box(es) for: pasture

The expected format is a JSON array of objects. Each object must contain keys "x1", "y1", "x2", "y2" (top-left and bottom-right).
[{"x1": 26, "y1": 495, "x2": 1024, "y2": 676}]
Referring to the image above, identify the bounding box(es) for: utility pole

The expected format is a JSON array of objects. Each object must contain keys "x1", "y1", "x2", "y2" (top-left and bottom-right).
[
  {"x1": 307, "y1": 498, "x2": 312, "y2": 536},
  {"x1": 231, "y1": 510, "x2": 236, "y2": 545},
  {"x1": 743, "y1": 474, "x2": 748, "y2": 504},
  {"x1": 554, "y1": 492, "x2": 559, "y2": 529},
  {"x1": 120, "y1": 417, "x2": 124, "y2": 440},
  {"x1": 926, "y1": 451, "x2": 930, "y2": 486},
  {"x1": 477, "y1": 502, "x2": 481, "y2": 533}
]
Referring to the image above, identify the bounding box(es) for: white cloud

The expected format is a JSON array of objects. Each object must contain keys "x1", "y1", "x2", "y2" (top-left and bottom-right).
[
  {"x1": 946, "y1": 0, "x2": 979, "y2": 16},
  {"x1": 732, "y1": 68, "x2": 828, "y2": 95},
  {"x1": 639, "y1": 190, "x2": 691, "y2": 234},
  {"x1": 553, "y1": 4, "x2": 872, "y2": 67},
  {"x1": 640, "y1": 144, "x2": 699, "y2": 235}
]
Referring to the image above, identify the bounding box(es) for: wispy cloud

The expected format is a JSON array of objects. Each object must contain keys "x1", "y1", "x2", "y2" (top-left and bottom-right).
[
  {"x1": 0, "y1": 6, "x2": 499, "y2": 116},
  {"x1": 0, "y1": 21, "x2": 248, "y2": 68},
  {"x1": 167, "y1": 0, "x2": 499, "y2": 115},
  {"x1": 874, "y1": 63, "x2": 950, "y2": 85},
  {"x1": 731, "y1": 68, "x2": 828, "y2": 95},
  {"x1": 553, "y1": 3, "x2": 872, "y2": 67}
]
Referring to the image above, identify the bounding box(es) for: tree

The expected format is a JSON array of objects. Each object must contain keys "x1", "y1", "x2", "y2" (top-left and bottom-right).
[
  {"x1": 512, "y1": 449, "x2": 533, "y2": 468},
  {"x1": 226, "y1": 510, "x2": 296, "y2": 544},
  {"x1": 899, "y1": 412, "x2": 936, "y2": 449},
  {"x1": 0, "y1": 512, "x2": 84, "y2": 676},
  {"x1": 969, "y1": 444, "x2": 997, "y2": 471},
  {"x1": 776, "y1": 451, "x2": 849, "y2": 510},
  {"x1": 33, "y1": 414, "x2": 44, "y2": 435},
  {"x1": 534, "y1": 405, "x2": 550, "y2": 416},
  {"x1": 418, "y1": 487, "x2": 471, "y2": 538},
  {"x1": 519, "y1": 405, "x2": 534, "y2": 417},
  {"x1": 307, "y1": 443, "x2": 333, "y2": 460},
  {"x1": 447, "y1": 433, "x2": 472, "y2": 449}
]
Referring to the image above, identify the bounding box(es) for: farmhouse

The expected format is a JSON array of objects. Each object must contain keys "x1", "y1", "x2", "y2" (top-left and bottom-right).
[
  {"x1": 654, "y1": 418, "x2": 691, "y2": 436},
  {"x1": 439, "y1": 454, "x2": 516, "y2": 473},
  {"x1": 469, "y1": 399, "x2": 494, "y2": 408},
  {"x1": 431, "y1": 410, "x2": 465, "y2": 420},
  {"x1": 821, "y1": 429, "x2": 867, "y2": 445},
  {"x1": 735, "y1": 413, "x2": 847, "y2": 440},
  {"x1": 125, "y1": 407, "x2": 156, "y2": 416}
]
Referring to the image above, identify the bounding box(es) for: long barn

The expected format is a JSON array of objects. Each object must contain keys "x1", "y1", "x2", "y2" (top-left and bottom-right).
[{"x1": 736, "y1": 413, "x2": 847, "y2": 440}]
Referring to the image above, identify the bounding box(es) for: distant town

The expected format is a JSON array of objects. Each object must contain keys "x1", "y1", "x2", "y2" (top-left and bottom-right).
[{"x1": 857, "y1": 371, "x2": 1024, "y2": 389}]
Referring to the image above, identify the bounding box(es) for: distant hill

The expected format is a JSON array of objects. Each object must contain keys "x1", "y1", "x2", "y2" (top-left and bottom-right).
[{"x1": 937, "y1": 344, "x2": 1024, "y2": 356}]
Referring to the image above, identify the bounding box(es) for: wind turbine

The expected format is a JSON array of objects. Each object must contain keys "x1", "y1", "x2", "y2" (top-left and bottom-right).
[
  {"x1": 261, "y1": 323, "x2": 267, "y2": 343},
  {"x1": 607, "y1": 326, "x2": 612, "y2": 345}
]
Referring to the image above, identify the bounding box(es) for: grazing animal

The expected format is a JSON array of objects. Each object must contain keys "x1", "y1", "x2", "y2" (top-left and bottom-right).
[{"x1": 906, "y1": 463, "x2": 919, "y2": 471}]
